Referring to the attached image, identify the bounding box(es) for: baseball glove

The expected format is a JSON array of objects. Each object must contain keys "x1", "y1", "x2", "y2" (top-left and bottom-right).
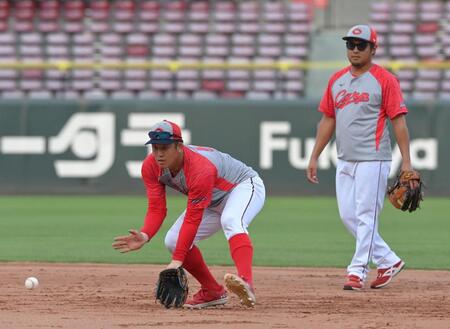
[
  {"x1": 387, "y1": 170, "x2": 423, "y2": 212},
  {"x1": 155, "y1": 267, "x2": 189, "y2": 308}
]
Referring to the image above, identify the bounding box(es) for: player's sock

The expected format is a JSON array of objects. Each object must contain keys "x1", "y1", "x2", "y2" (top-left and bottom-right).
[
  {"x1": 228, "y1": 233, "x2": 253, "y2": 286},
  {"x1": 183, "y1": 245, "x2": 223, "y2": 293}
]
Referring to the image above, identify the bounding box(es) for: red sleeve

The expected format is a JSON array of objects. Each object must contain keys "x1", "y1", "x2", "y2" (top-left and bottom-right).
[
  {"x1": 171, "y1": 171, "x2": 215, "y2": 262},
  {"x1": 318, "y1": 79, "x2": 336, "y2": 118},
  {"x1": 383, "y1": 76, "x2": 408, "y2": 119},
  {"x1": 139, "y1": 156, "x2": 167, "y2": 240}
]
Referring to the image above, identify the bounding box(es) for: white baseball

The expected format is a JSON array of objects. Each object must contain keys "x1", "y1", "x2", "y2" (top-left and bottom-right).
[{"x1": 25, "y1": 277, "x2": 39, "y2": 289}]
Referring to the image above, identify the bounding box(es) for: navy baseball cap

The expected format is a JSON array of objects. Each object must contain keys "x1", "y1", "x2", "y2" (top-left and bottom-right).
[
  {"x1": 343, "y1": 24, "x2": 378, "y2": 46},
  {"x1": 145, "y1": 120, "x2": 183, "y2": 145}
]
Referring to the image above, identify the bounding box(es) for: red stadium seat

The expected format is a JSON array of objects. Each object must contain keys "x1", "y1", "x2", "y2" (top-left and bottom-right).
[
  {"x1": 202, "y1": 80, "x2": 225, "y2": 92},
  {"x1": 89, "y1": 0, "x2": 109, "y2": 21},
  {"x1": 219, "y1": 91, "x2": 245, "y2": 99},
  {"x1": 417, "y1": 22, "x2": 439, "y2": 33},
  {"x1": 127, "y1": 45, "x2": 149, "y2": 57},
  {"x1": 0, "y1": 0, "x2": 317, "y2": 99}
]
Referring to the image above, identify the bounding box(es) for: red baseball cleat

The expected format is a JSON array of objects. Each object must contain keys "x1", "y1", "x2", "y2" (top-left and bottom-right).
[
  {"x1": 224, "y1": 273, "x2": 256, "y2": 307},
  {"x1": 370, "y1": 260, "x2": 405, "y2": 289},
  {"x1": 183, "y1": 287, "x2": 228, "y2": 309},
  {"x1": 343, "y1": 274, "x2": 363, "y2": 291}
]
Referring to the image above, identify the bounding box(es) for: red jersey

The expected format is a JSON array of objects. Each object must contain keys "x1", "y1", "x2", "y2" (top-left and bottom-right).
[{"x1": 140, "y1": 145, "x2": 257, "y2": 262}]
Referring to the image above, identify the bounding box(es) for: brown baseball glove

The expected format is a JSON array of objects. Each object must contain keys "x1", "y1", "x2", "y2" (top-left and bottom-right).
[
  {"x1": 155, "y1": 267, "x2": 189, "y2": 308},
  {"x1": 387, "y1": 170, "x2": 423, "y2": 212}
]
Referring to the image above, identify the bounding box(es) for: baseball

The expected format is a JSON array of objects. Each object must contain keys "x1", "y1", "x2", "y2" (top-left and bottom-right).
[{"x1": 25, "y1": 277, "x2": 39, "y2": 289}]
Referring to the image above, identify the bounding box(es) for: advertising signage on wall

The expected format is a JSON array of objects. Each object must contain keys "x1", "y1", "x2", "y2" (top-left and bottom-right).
[{"x1": 0, "y1": 100, "x2": 446, "y2": 195}]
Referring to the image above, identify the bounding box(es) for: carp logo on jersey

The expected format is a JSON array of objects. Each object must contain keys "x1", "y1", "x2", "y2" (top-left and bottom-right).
[{"x1": 335, "y1": 90, "x2": 370, "y2": 110}]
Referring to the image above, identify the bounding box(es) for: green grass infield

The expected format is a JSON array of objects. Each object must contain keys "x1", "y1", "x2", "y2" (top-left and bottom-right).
[{"x1": 0, "y1": 196, "x2": 448, "y2": 270}]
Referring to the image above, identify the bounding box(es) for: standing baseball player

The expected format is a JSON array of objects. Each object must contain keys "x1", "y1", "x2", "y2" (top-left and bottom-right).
[
  {"x1": 306, "y1": 25, "x2": 413, "y2": 290},
  {"x1": 113, "y1": 120, "x2": 265, "y2": 308}
]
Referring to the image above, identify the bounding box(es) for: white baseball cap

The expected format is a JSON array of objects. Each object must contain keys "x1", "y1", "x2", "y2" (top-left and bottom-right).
[
  {"x1": 145, "y1": 120, "x2": 183, "y2": 145},
  {"x1": 343, "y1": 24, "x2": 378, "y2": 46}
]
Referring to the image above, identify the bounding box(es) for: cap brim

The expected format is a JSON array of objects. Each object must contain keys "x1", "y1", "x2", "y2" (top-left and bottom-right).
[
  {"x1": 343, "y1": 36, "x2": 373, "y2": 43},
  {"x1": 145, "y1": 139, "x2": 177, "y2": 145}
]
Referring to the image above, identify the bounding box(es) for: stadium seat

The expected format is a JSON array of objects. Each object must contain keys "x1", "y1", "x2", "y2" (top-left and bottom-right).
[
  {"x1": 228, "y1": 80, "x2": 250, "y2": 92},
  {"x1": 1, "y1": 90, "x2": 25, "y2": 99},
  {"x1": 411, "y1": 91, "x2": 436, "y2": 100},
  {"x1": 84, "y1": 89, "x2": 108, "y2": 100},
  {"x1": 192, "y1": 90, "x2": 218, "y2": 100},
  {"x1": 138, "y1": 90, "x2": 163, "y2": 99},
  {"x1": 111, "y1": 90, "x2": 135, "y2": 99},
  {"x1": 246, "y1": 91, "x2": 272, "y2": 100},
  {"x1": 394, "y1": 11, "x2": 417, "y2": 23},
  {"x1": 28, "y1": 90, "x2": 52, "y2": 99},
  {"x1": 0, "y1": 0, "x2": 315, "y2": 100},
  {"x1": 124, "y1": 80, "x2": 147, "y2": 91}
]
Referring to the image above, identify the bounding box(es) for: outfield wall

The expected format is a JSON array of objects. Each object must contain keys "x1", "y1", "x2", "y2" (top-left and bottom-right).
[{"x1": 0, "y1": 100, "x2": 446, "y2": 195}]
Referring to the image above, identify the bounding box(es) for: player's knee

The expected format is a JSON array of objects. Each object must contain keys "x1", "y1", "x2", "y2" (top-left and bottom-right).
[
  {"x1": 221, "y1": 216, "x2": 244, "y2": 240},
  {"x1": 164, "y1": 232, "x2": 177, "y2": 252}
]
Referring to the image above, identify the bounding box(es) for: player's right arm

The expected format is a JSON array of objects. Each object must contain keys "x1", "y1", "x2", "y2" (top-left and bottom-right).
[
  {"x1": 112, "y1": 156, "x2": 167, "y2": 253},
  {"x1": 307, "y1": 79, "x2": 336, "y2": 184},
  {"x1": 307, "y1": 115, "x2": 335, "y2": 183}
]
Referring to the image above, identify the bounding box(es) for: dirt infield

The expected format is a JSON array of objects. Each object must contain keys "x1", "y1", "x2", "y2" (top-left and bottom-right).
[{"x1": 1, "y1": 263, "x2": 449, "y2": 329}]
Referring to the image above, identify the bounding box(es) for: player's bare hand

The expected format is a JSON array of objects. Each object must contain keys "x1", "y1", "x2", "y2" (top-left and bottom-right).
[
  {"x1": 306, "y1": 159, "x2": 319, "y2": 184},
  {"x1": 166, "y1": 260, "x2": 183, "y2": 269},
  {"x1": 112, "y1": 229, "x2": 147, "y2": 253},
  {"x1": 400, "y1": 164, "x2": 419, "y2": 189}
]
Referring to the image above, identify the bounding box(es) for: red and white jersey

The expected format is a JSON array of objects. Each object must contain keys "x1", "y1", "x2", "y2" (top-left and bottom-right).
[
  {"x1": 140, "y1": 145, "x2": 257, "y2": 262},
  {"x1": 319, "y1": 64, "x2": 408, "y2": 161}
]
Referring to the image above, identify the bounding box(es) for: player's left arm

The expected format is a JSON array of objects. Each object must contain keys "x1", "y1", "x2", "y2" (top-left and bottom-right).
[
  {"x1": 167, "y1": 172, "x2": 215, "y2": 269},
  {"x1": 384, "y1": 75, "x2": 412, "y2": 173},
  {"x1": 391, "y1": 114, "x2": 413, "y2": 172},
  {"x1": 385, "y1": 74, "x2": 418, "y2": 190}
]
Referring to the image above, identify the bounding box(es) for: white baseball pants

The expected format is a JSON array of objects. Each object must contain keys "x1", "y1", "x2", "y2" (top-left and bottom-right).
[
  {"x1": 336, "y1": 160, "x2": 401, "y2": 280},
  {"x1": 165, "y1": 176, "x2": 265, "y2": 252}
]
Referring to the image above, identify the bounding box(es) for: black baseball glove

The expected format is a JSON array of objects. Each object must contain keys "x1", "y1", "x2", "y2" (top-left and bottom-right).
[
  {"x1": 387, "y1": 170, "x2": 423, "y2": 212},
  {"x1": 155, "y1": 267, "x2": 189, "y2": 308}
]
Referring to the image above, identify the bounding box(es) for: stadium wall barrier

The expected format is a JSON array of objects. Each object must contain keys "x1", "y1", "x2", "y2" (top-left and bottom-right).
[{"x1": 0, "y1": 100, "x2": 446, "y2": 195}]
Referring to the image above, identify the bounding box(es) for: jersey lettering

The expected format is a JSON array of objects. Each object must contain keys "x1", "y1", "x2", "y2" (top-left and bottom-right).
[{"x1": 335, "y1": 90, "x2": 370, "y2": 110}]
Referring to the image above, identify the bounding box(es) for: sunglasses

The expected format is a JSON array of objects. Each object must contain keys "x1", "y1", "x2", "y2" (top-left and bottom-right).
[
  {"x1": 148, "y1": 131, "x2": 181, "y2": 141},
  {"x1": 346, "y1": 41, "x2": 369, "y2": 51}
]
